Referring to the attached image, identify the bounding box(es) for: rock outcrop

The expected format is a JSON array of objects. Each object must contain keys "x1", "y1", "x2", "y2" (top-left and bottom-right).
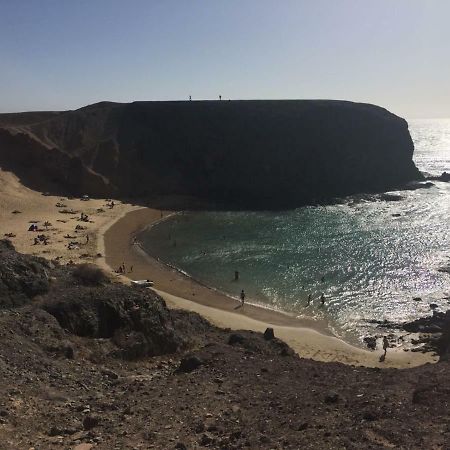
[
  {"x1": 0, "y1": 239, "x2": 50, "y2": 308},
  {"x1": 41, "y1": 284, "x2": 181, "y2": 359},
  {"x1": 0, "y1": 100, "x2": 422, "y2": 208}
]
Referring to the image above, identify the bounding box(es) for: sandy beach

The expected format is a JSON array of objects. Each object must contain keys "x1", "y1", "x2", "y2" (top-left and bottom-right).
[
  {"x1": 101, "y1": 204, "x2": 438, "y2": 369},
  {"x1": 0, "y1": 168, "x2": 437, "y2": 368}
]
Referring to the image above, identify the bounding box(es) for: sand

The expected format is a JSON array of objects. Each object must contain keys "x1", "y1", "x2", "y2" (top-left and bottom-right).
[
  {"x1": 0, "y1": 169, "x2": 139, "y2": 266},
  {"x1": 0, "y1": 168, "x2": 437, "y2": 368}
]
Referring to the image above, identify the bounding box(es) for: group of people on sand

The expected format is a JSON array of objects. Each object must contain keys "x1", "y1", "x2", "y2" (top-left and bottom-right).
[
  {"x1": 116, "y1": 262, "x2": 133, "y2": 274},
  {"x1": 33, "y1": 234, "x2": 49, "y2": 245}
]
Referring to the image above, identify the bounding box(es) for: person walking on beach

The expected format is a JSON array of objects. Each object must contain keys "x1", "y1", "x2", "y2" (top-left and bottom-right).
[
  {"x1": 307, "y1": 293, "x2": 312, "y2": 306},
  {"x1": 320, "y1": 293, "x2": 325, "y2": 305},
  {"x1": 382, "y1": 336, "x2": 389, "y2": 356},
  {"x1": 240, "y1": 289, "x2": 245, "y2": 306}
]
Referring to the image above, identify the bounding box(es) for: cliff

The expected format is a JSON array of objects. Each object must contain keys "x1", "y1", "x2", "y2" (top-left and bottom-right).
[{"x1": 0, "y1": 100, "x2": 423, "y2": 208}]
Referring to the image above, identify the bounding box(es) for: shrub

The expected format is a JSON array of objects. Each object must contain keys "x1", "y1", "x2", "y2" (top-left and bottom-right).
[{"x1": 73, "y1": 263, "x2": 109, "y2": 286}]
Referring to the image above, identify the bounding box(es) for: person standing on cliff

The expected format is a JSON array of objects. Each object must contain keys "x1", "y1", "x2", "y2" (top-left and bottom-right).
[{"x1": 240, "y1": 289, "x2": 245, "y2": 306}]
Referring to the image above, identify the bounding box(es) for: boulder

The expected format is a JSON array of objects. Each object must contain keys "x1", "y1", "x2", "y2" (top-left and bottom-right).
[
  {"x1": 263, "y1": 328, "x2": 275, "y2": 340},
  {"x1": 0, "y1": 240, "x2": 50, "y2": 309},
  {"x1": 42, "y1": 282, "x2": 180, "y2": 359},
  {"x1": 177, "y1": 356, "x2": 204, "y2": 373}
]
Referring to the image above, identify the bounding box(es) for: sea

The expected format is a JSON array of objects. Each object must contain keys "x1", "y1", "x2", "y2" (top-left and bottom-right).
[{"x1": 140, "y1": 119, "x2": 450, "y2": 346}]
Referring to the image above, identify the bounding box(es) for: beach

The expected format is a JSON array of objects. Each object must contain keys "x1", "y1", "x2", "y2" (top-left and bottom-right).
[
  {"x1": 102, "y1": 205, "x2": 438, "y2": 369},
  {"x1": 0, "y1": 168, "x2": 437, "y2": 368}
]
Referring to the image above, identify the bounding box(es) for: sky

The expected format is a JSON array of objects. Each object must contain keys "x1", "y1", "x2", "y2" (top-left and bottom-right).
[{"x1": 1, "y1": 0, "x2": 449, "y2": 118}]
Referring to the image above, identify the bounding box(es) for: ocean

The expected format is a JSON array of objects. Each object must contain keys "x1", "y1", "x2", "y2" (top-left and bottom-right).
[{"x1": 140, "y1": 119, "x2": 450, "y2": 345}]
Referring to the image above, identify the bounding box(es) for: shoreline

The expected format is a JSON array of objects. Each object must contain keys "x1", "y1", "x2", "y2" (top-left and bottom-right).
[{"x1": 101, "y1": 206, "x2": 438, "y2": 368}]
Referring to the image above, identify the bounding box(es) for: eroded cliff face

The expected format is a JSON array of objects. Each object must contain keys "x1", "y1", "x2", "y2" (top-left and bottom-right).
[{"x1": 0, "y1": 100, "x2": 422, "y2": 208}]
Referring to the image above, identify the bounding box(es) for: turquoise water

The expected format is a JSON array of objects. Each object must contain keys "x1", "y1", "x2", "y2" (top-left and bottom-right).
[{"x1": 141, "y1": 119, "x2": 450, "y2": 344}]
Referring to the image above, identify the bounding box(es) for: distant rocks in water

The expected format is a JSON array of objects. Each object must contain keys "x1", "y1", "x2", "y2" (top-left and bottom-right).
[
  {"x1": 0, "y1": 100, "x2": 423, "y2": 209},
  {"x1": 438, "y1": 264, "x2": 450, "y2": 275},
  {"x1": 405, "y1": 313, "x2": 446, "y2": 334},
  {"x1": 426, "y1": 171, "x2": 450, "y2": 182},
  {"x1": 378, "y1": 193, "x2": 404, "y2": 202},
  {"x1": 404, "y1": 181, "x2": 434, "y2": 190}
]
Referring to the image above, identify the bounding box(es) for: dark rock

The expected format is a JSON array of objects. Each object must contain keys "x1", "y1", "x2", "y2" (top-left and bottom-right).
[
  {"x1": 177, "y1": 356, "x2": 204, "y2": 373},
  {"x1": 0, "y1": 240, "x2": 50, "y2": 309},
  {"x1": 426, "y1": 171, "x2": 450, "y2": 182},
  {"x1": 48, "y1": 426, "x2": 63, "y2": 436},
  {"x1": 297, "y1": 422, "x2": 308, "y2": 431},
  {"x1": 199, "y1": 432, "x2": 214, "y2": 446},
  {"x1": 228, "y1": 334, "x2": 245, "y2": 345},
  {"x1": 263, "y1": 328, "x2": 275, "y2": 340},
  {"x1": 194, "y1": 422, "x2": 205, "y2": 433},
  {"x1": 42, "y1": 282, "x2": 181, "y2": 359},
  {"x1": 83, "y1": 415, "x2": 100, "y2": 430},
  {"x1": 404, "y1": 181, "x2": 434, "y2": 190},
  {"x1": 379, "y1": 193, "x2": 404, "y2": 202},
  {"x1": 175, "y1": 443, "x2": 187, "y2": 450},
  {"x1": 324, "y1": 392, "x2": 339, "y2": 404},
  {"x1": 363, "y1": 336, "x2": 377, "y2": 350}
]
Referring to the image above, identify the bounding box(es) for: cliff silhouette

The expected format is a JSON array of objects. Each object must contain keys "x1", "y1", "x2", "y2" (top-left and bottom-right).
[{"x1": 0, "y1": 100, "x2": 423, "y2": 209}]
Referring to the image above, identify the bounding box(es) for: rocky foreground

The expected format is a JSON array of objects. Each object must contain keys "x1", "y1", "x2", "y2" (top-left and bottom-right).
[{"x1": 1, "y1": 240, "x2": 450, "y2": 449}]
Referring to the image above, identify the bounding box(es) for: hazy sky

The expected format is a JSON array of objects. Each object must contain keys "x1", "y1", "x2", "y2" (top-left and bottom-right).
[{"x1": 1, "y1": 0, "x2": 449, "y2": 117}]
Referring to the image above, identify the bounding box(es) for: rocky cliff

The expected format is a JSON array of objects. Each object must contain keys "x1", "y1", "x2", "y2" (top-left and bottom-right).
[{"x1": 0, "y1": 100, "x2": 422, "y2": 208}]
